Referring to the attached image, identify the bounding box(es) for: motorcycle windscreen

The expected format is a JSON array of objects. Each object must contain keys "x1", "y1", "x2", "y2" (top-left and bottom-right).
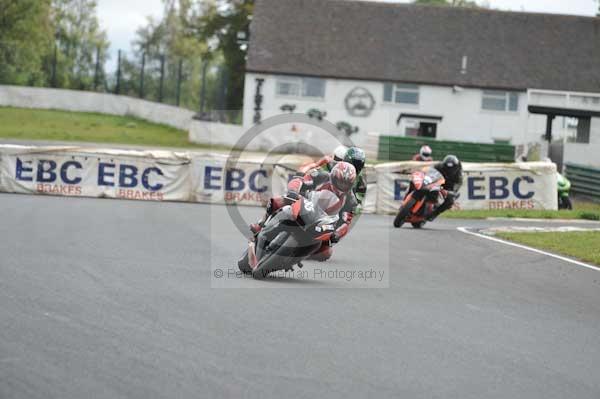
[{"x1": 424, "y1": 168, "x2": 445, "y2": 187}]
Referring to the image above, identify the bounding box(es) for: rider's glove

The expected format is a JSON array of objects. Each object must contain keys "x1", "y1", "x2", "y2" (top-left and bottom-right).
[
  {"x1": 342, "y1": 212, "x2": 353, "y2": 224},
  {"x1": 284, "y1": 190, "x2": 300, "y2": 203},
  {"x1": 331, "y1": 223, "x2": 349, "y2": 244}
]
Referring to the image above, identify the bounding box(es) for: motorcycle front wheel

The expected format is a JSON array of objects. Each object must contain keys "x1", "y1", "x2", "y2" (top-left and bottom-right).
[
  {"x1": 252, "y1": 232, "x2": 294, "y2": 280},
  {"x1": 394, "y1": 197, "x2": 416, "y2": 228},
  {"x1": 238, "y1": 249, "x2": 252, "y2": 274}
]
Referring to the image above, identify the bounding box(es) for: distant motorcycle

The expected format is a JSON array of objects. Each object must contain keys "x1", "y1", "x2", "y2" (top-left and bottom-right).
[
  {"x1": 393, "y1": 167, "x2": 446, "y2": 229},
  {"x1": 238, "y1": 190, "x2": 340, "y2": 280},
  {"x1": 557, "y1": 172, "x2": 573, "y2": 210}
]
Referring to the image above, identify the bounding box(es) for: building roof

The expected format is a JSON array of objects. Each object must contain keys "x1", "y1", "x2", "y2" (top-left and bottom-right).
[{"x1": 247, "y1": 0, "x2": 600, "y2": 92}]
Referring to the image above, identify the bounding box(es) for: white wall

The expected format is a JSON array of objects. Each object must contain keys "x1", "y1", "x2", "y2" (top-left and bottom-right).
[
  {"x1": 243, "y1": 73, "x2": 529, "y2": 146},
  {"x1": 591, "y1": 117, "x2": 600, "y2": 145},
  {"x1": 563, "y1": 143, "x2": 600, "y2": 167},
  {"x1": 0, "y1": 85, "x2": 196, "y2": 131}
]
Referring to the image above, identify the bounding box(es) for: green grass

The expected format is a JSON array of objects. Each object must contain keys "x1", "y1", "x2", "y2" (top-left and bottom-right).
[
  {"x1": 495, "y1": 231, "x2": 600, "y2": 266},
  {"x1": 443, "y1": 200, "x2": 600, "y2": 221},
  {"x1": 0, "y1": 106, "x2": 219, "y2": 149}
]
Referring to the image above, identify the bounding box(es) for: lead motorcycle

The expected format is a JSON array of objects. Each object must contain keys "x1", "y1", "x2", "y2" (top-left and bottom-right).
[
  {"x1": 393, "y1": 167, "x2": 446, "y2": 228},
  {"x1": 238, "y1": 190, "x2": 340, "y2": 280}
]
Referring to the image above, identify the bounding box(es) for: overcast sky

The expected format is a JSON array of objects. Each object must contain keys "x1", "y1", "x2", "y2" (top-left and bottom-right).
[{"x1": 97, "y1": 0, "x2": 598, "y2": 69}]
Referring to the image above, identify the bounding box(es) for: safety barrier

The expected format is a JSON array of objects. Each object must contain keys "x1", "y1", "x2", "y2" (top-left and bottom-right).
[
  {"x1": 0, "y1": 144, "x2": 557, "y2": 212},
  {"x1": 564, "y1": 163, "x2": 600, "y2": 201},
  {"x1": 375, "y1": 161, "x2": 557, "y2": 213},
  {"x1": 0, "y1": 144, "x2": 310, "y2": 207},
  {"x1": 377, "y1": 135, "x2": 516, "y2": 163}
]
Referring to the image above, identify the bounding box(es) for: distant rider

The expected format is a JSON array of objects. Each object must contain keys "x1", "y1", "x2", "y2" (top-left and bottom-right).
[
  {"x1": 412, "y1": 145, "x2": 433, "y2": 162},
  {"x1": 427, "y1": 154, "x2": 463, "y2": 221}
]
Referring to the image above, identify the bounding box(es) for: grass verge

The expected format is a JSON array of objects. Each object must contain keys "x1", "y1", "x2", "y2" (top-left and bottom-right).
[
  {"x1": 495, "y1": 231, "x2": 600, "y2": 266},
  {"x1": 444, "y1": 201, "x2": 600, "y2": 221},
  {"x1": 0, "y1": 106, "x2": 220, "y2": 149}
]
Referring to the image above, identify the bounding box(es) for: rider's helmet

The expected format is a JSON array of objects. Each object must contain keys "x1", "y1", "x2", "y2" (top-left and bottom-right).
[
  {"x1": 330, "y1": 162, "x2": 357, "y2": 194},
  {"x1": 440, "y1": 154, "x2": 461, "y2": 178},
  {"x1": 419, "y1": 145, "x2": 433, "y2": 161},
  {"x1": 333, "y1": 145, "x2": 348, "y2": 161},
  {"x1": 343, "y1": 147, "x2": 366, "y2": 174}
]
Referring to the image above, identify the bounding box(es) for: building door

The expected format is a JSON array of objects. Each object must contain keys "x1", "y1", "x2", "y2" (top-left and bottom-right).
[{"x1": 419, "y1": 122, "x2": 437, "y2": 138}]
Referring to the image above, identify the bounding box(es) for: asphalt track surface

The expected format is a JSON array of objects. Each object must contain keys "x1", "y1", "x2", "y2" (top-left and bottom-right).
[{"x1": 1, "y1": 193, "x2": 600, "y2": 399}]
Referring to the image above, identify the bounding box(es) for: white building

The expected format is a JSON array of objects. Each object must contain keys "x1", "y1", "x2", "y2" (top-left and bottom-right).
[{"x1": 243, "y1": 0, "x2": 600, "y2": 166}]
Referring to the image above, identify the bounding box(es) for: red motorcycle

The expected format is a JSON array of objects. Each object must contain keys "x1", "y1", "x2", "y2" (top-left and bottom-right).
[{"x1": 393, "y1": 167, "x2": 446, "y2": 229}]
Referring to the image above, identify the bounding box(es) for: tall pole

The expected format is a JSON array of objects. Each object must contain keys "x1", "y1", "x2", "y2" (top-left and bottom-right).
[
  {"x1": 93, "y1": 46, "x2": 101, "y2": 90},
  {"x1": 139, "y1": 52, "x2": 146, "y2": 98},
  {"x1": 115, "y1": 50, "x2": 121, "y2": 95},
  {"x1": 158, "y1": 54, "x2": 165, "y2": 103},
  {"x1": 51, "y1": 44, "x2": 58, "y2": 88},
  {"x1": 199, "y1": 60, "x2": 208, "y2": 117},
  {"x1": 218, "y1": 67, "x2": 228, "y2": 122},
  {"x1": 176, "y1": 59, "x2": 183, "y2": 107}
]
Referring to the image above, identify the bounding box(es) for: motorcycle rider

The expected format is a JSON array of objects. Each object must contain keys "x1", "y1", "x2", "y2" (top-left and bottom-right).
[
  {"x1": 250, "y1": 162, "x2": 357, "y2": 250},
  {"x1": 299, "y1": 145, "x2": 347, "y2": 173},
  {"x1": 412, "y1": 145, "x2": 433, "y2": 162},
  {"x1": 427, "y1": 154, "x2": 463, "y2": 221},
  {"x1": 297, "y1": 147, "x2": 366, "y2": 260},
  {"x1": 299, "y1": 146, "x2": 367, "y2": 206}
]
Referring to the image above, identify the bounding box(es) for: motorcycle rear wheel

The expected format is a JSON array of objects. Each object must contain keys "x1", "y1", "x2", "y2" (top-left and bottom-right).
[{"x1": 411, "y1": 221, "x2": 426, "y2": 229}]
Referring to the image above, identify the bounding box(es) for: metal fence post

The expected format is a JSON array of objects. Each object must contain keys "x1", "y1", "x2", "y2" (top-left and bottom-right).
[
  {"x1": 199, "y1": 60, "x2": 208, "y2": 117},
  {"x1": 158, "y1": 54, "x2": 165, "y2": 103},
  {"x1": 51, "y1": 44, "x2": 58, "y2": 88},
  {"x1": 93, "y1": 46, "x2": 101, "y2": 90},
  {"x1": 218, "y1": 67, "x2": 228, "y2": 121},
  {"x1": 115, "y1": 50, "x2": 121, "y2": 95},
  {"x1": 176, "y1": 59, "x2": 183, "y2": 107},
  {"x1": 139, "y1": 52, "x2": 146, "y2": 98}
]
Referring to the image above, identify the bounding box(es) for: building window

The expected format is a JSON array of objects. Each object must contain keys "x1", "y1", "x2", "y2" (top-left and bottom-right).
[
  {"x1": 482, "y1": 91, "x2": 519, "y2": 111},
  {"x1": 383, "y1": 83, "x2": 419, "y2": 105},
  {"x1": 276, "y1": 78, "x2": 300, "y2": 97},
  {"x1": 276, "y1": 77, "x2": 325, "y2": 99}
]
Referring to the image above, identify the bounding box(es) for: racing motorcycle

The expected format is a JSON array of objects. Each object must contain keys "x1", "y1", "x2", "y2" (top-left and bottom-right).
[
  {"x1": 557, "y1": 172, "x2": 573, "y2": 210},
  {"x1": 393, "y1": 167, "x2": 446, "y2": 229},
  {"x1": 238, "y1": 190, "x2": 340, "y2": 280}
]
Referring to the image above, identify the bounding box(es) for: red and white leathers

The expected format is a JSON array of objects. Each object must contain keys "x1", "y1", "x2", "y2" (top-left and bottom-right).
[{"x1": 251, "y1": 164, "x2": 357, "y2": 256}]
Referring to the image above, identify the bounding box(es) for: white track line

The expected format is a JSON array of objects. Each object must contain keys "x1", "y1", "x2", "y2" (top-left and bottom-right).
[{"x1": 457, "y1": 227, "x2": 600, "y2": 272}]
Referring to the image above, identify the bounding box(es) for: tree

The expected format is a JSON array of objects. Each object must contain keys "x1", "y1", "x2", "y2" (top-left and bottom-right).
[
  {"x1": 0, "y1": 0, "x2": 53, "y2": 85},
  {"x1": 127, "y1": 1, "x2": 212, "y2": 109},
  {"x1": 191, "y1": 0, "x2": 254, "y2": 112},
  {"x1": 51, "y1": 0, "x2": 110, "y2": 90}
]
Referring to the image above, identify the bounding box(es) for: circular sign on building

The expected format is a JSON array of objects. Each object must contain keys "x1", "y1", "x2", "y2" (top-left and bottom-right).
[{"x1": 345, "y1": 87, "x2": 375, "y2": 117}]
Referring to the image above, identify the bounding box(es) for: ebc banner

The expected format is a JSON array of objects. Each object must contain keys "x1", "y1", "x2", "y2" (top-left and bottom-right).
[
  {"x1": 375, "y1": 161, "x2": 557, "y2": 213},
  {"x1": 0, "y1": 146, "x2": 192, "y2": 201}
]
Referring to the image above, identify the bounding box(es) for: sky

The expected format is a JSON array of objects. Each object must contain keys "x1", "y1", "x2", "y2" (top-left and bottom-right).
[{"x1": 97, "y1": 0, "x2": 598, "y2": 70}]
